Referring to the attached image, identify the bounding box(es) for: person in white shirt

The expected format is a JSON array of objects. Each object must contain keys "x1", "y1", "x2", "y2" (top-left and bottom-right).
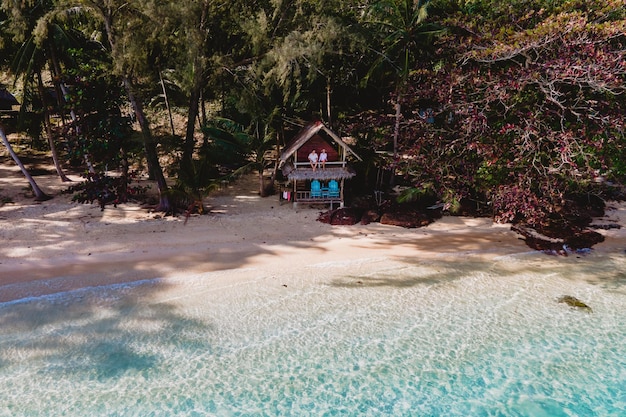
[
  {"x1": 319, "y1": 149, "x2": 328, "y2": 169},
  {"x1": 308, "y1": 149, "x2": 319, "y2": 171}
]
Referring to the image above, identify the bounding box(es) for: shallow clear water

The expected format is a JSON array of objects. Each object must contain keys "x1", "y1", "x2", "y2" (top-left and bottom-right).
[{"x1": 1, "y1": 253, "x2": 625, "y2": 416}]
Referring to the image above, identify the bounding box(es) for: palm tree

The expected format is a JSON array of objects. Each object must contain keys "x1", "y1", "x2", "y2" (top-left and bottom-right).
[
  {"x1": 64, "y1": 0, "x2": 173, "y2": 212},
  {"x1": 2, "y1": 0, "x2": 75, "y2": 181},
  {"x1": 202, "y1": 113, "x2": 281, "y2": 197},
  {"x1": 0, "y1": 126, "x2": 51, "y2": 201},
  {"x1": 176, "y1": 1, "x2": 212, "y2": 180}
]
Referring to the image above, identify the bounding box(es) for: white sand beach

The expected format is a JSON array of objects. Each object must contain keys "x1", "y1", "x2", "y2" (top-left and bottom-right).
[
  {"x1": 2, "y1": 160, "x2": 626, "y2": 303},
  {"x1": 3, "y1": 161, "x2": 626, "y2": 417}
]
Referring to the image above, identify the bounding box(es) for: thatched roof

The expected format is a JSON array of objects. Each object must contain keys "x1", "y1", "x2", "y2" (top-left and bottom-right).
[
  {"x1": 283, "y1": 165, "x2": 356, "y2": 181},
  {"x1": 279, "y1": 120, "x2": 361, "y2": 166}
]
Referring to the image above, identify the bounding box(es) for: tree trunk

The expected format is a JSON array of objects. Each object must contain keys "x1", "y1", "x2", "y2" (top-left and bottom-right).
[
  {"x1": 122, "y1": 76, "x2": 171, "y2": 212},
  {"x1": 181, "y1": 2, "x2": 209, "y2": 180},
  {"x1": 258, "y1": 167, "x2": 266, "y2": 197},
  {"x1": 96, "y1": 6, "x2": 170, "y2": 210},
  {"x1": 37, "y1": 71, "x2": 71, "y2": 182},
  {"x1": 159, "y1": 69, "x2": 176, "y2": 137},
  {"x1": 390, "y1": 94, "x2": 402, "y2": 187},
  {"x1": 200, "y1": 88, "x2": 207, "y2": 126},
  {"x1": 326, "y1": 80, "x2": 332, "y2": 128},
  {"x1": 118, "y1": 143, "x2": 129, "y2": 203},
  {"x1": 272, "y1": 131, "x2": 281, "y2": 182},
  {"x1": 0, "y1": 127, "x2": 51, "y2": 201},
  {"x1": 181, "y1": 83, "x2": 201, "y2": 177}
]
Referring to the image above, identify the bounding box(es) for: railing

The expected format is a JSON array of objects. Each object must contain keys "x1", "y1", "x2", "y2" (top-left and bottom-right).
[
  {"x1": 296, "y1": 190, "x2": 341, "y2": 202},
  {"x1": 294, "y1": 161, "x2": 345, "y2": 168}
]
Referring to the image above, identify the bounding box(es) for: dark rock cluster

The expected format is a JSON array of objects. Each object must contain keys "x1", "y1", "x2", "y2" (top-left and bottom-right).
[
  {"x1": 317, "y1": 191, "x2": 616, "y2": 254},
  {"x1": 318, "y1": 199, "x2": 441, "y2": 228},
  {"x1": 510, "y1": 193, "x2": 615, "y2": 254},
  {"x1": 512, "y1": 225, "x2": 605, "y2": 255}
]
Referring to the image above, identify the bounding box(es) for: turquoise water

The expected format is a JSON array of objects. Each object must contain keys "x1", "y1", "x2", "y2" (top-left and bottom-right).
[{"x1": 1, "y1": 253, "x2": 625, "y2": 416}]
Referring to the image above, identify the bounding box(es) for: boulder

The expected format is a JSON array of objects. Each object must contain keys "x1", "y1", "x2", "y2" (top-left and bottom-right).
[
  {"x1": 380, "y1": 211, "x2": 432, "y2": 228},
  {"x1": 360, "y1": 210, "x2": 381, "y2": 225},
  {"x1": 557, "y1": 295, "x2": 593, "y2": 313},
  {"x1": 512, "y1": 224, "x2": 605, "y2": 254},
  {"x1": 329, "y1": 208, "x2": 362, "y2": 225},
  {"x1": 564, "y1": 229, "x2": 605, "y2": 250},
  {"x1": 317, "y1": 210, "x2": 333, "y2": 224},
  {"x1": 318, "y1": 208, "x2": 362, "y2": 225}
]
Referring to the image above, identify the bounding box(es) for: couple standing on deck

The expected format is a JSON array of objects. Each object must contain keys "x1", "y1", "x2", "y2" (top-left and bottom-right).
[{"x1": 308, "y1": 149, "x2": 327, "y2": 171}]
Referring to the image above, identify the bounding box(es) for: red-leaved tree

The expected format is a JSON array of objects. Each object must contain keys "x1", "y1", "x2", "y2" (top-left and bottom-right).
[{"x1": 347, "y1": 0, "x2": 625, "y2": 230}]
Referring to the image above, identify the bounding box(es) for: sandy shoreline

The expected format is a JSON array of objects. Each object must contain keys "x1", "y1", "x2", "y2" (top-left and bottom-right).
[{"x1": 2, "y1": 163, "x2": 626, "y2": 304}]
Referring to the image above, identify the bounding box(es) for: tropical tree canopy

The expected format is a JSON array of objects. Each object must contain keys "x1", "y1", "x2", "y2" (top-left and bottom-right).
[{"x1": 0, "y1": 0, "x2": 623, "y2": 228}]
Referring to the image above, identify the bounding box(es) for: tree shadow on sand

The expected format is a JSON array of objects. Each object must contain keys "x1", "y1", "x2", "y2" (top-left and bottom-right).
[{"x1": 0, "y1": 283, "x2": 215, "y2": 381}]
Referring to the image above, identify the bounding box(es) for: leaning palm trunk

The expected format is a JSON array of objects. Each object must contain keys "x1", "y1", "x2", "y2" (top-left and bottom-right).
[
  {"x1": 93, "y1": 5, "x2": 170, "y2": 212},
  {"x1": 0, "y1": 126, "x2": 51, "y2": 201},
  {"x1": 122, "y1": 76, "x2": 171, "y2": 212}
]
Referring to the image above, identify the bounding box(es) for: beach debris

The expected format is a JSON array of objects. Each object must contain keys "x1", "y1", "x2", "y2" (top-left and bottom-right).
[{"x1": 557, "y1": 295, "x2": 593, "y2": 313}]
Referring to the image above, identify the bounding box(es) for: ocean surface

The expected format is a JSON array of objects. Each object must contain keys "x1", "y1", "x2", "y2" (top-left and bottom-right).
[{"x1": 1, "y1": 252, "x2": 625, "y2": 416}]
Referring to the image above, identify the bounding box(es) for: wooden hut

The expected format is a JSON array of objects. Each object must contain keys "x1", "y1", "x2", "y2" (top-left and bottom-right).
[
  {"x1": 0, "y1": 88, "x2": 19, "y2": 110},
  {"x1": 0, "y1": 89, "x2": 19, "y2": 132},
  {"x1": 279, "y1": 120, "x2": 361, "y2": 208}
]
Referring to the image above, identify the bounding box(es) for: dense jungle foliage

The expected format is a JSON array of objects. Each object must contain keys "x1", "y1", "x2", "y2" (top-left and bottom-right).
[{"x1": 1, "y1": 0, "x2": 624, "y2": 231}]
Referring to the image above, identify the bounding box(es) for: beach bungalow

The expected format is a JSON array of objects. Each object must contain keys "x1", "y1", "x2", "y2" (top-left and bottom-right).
[
  {"x1": 0, "y1": 88, "x2": 19, "y2": 110},
  {"x1": 0, "y1": 88, "x2": 19, "y2": 133},
  {"x1": 279, "y1": 120, "x2": 361, "y2": 208}
]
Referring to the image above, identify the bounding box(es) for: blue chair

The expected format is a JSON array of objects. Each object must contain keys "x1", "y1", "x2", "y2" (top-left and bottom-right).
[
  {"x1": 328, "y1": 180, "x2": 340, "y2": 198},
  {"x1": 311, "y1": 180, "x2": 322, "y2": 198}
]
